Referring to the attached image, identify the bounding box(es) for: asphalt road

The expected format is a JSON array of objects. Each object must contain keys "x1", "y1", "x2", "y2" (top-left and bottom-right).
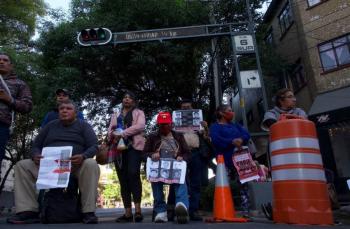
[{"x1": 0, "y1": 208, "x2": 348, "y2": 229}]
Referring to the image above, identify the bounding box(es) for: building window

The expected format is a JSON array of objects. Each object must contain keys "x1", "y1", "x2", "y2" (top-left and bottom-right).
[
  {"x1": 264, "y1": 28, "x2": 274, "y2": 46},
  {"x1": 290, "y1": 62, "x2": 307, "y2": 92},
  {"x1": 278, "y1": 3, "x2": 293, "y2": 35},
  {"x1": 307, "y1": 0, "x2": 327, "y2": 8},
  {"x1": 318, "y1": 34, "x2": 350, "y2": 72}
]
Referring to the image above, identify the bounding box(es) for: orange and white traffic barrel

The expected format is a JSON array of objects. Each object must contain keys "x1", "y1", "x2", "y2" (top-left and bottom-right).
[{"x1": 270, "y1": 114, "x2": 333, "y2": 225}]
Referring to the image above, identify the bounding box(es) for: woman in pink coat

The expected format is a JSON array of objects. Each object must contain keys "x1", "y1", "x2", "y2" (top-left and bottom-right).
[{"x1": 108, "y1": 91, "x2": 145, "y2": 223}]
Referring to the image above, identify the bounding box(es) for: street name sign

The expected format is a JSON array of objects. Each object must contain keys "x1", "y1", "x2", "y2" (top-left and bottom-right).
[
  {"x1": 240, "y1": 70, "x2": 261, "y2": 89},
  {"x1": 114, "y1": 26, "x2": 206, "y2": 44}
]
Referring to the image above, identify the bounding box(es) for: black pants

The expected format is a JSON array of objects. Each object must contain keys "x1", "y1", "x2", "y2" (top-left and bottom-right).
[{"x1": 114, "y1": 147, "x2": 142, "y2": 208}]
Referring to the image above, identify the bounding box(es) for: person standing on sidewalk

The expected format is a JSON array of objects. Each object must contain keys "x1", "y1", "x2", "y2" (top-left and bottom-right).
[
  {"x1": 0, "y1": 53, "x2": 32, "y2": 171},
  {"x1": 144, "y1": 112, "x2": 190, "y2": 224},
  {"x1": 40, "y1": 88, "x2": 84, "y2": 128},
  {"x1": 107, "y1": 90, "x2": 145, "y2": 223},
  {"x1": 209, "y1": 104, "x2": 251, "y2": 217},
  {"x1": 172, "y1": 99, "x2": 210, "y2": 221}
]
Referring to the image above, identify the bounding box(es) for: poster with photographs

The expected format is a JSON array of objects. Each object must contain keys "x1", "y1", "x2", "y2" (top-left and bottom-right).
[
  {"x1": 172, "y1": 109, "x2": 203, "y2": 132},
  {"x1": 146, "y1": 158, "x2": 187, "y2": 184},
  {"x1": 232, "y1": 146, "x2": 260, "y2": 184}
]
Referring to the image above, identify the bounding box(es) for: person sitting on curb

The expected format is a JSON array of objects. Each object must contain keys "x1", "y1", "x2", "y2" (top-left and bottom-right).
[
  {"x1": 7, "y1": 100, "x2": 100, "y2": 224},
  {"x1": 143, "y1": 112, "x2": 190, "y2": 224}
]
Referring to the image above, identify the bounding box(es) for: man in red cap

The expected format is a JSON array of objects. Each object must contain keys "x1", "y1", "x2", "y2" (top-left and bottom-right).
[{"x1": 143, "y1": 112, "x2": 190, "y2": 224}]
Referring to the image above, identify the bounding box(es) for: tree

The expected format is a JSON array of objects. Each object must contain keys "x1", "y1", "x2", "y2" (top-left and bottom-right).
[
  {"x1": 0, "y1": 0, "x2": 46, "y2": 46},
  {"x1": 0, "y1": 2, "x2": 51, "y2": 194}
]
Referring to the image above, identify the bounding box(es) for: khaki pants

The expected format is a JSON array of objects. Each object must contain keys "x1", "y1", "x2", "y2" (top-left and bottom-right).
[{"x1": 14, "y1": 158, "x2": 100, "y2": 213}]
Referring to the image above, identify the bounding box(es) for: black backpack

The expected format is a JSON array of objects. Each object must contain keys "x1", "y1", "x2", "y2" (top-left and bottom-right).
[{"x1": 40, "y1": 176, "x2": 82, "y2": 224}]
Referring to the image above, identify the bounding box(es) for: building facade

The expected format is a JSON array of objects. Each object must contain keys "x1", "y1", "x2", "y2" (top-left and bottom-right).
[{"x1": 263, "y1": 0, "x2": 350, "y2": 200}]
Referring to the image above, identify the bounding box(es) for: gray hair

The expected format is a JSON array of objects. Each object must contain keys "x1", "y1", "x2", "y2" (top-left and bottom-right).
[{"x1": 58, "y1": 100, "x2": 78, "y2": 112}]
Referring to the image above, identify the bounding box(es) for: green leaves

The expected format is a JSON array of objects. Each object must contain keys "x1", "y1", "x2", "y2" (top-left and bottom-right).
[{"x1": 0, "y1": 0, "x2": 46, "y2": 45}]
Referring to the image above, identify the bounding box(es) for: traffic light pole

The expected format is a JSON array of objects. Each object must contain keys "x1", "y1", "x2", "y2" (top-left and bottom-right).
[
  {"x1": 245, "y1": 0, "x2": 269, "y2": 113},
  {"x1": 78, "y1": 9, "x2": 269, "y2": 131}
]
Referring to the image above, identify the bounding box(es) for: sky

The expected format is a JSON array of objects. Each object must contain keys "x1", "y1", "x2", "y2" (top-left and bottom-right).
[
  {"x1": 44, "y1": 0, "x2": 268, "y2": 14},
  {"x1": 45, "y1": 0, "x2": 71, "y2": 12}
]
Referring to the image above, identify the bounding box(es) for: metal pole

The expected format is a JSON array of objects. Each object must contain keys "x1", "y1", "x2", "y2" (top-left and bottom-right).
[
  {"x1": 209, "y1": 2, "x2": 222, "y2": 107},
  {"x1": 211, "y1": 39, "x2": 221, "y2": 107},
  {"x1": 230, "y1": 29, "x2": 248, "y2": 129},
  {"x1": 245, "y1": 0, "x2": 269, "y2": 113}
]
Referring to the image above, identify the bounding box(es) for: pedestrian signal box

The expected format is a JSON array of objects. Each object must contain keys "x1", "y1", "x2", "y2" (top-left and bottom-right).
[{"x1": 77, "y1": 28, "x2": 112, "y2": 46}]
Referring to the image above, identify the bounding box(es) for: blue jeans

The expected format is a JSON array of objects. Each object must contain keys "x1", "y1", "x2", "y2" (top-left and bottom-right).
[
  {"x1": 167, "y1": 149, "x2": 204, "y2": 213},
  {"x1": 152, "y1": 182, "x2": 189, "y2": 214},
  {"x1": 0, "y1": 122, "x2": 10, "y2": 166}
]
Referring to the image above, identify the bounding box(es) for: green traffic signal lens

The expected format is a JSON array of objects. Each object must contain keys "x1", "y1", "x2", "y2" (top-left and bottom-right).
[{"x1": 97, "y1": 28, "x2": 106, "y2": 40}]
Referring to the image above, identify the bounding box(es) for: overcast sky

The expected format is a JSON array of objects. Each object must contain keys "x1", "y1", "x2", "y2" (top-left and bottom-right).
[{"x1": 45, "y1": 0, "x2": 71, "y2": 12}]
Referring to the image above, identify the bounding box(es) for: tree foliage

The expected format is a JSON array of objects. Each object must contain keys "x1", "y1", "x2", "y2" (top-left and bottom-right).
[
  {"x1": 0, "y1": 0, "x2": 46, "y2": 46},
  {"x1": 36, "y1": 0, "x2": 268, "y2": 133}
]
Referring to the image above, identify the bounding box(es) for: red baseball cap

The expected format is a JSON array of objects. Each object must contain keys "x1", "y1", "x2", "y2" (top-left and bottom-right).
[{"x1": 157, "y1": 112, "x2": 172, "y2": 124}]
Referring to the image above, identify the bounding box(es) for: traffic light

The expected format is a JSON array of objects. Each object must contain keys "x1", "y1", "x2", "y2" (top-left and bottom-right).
[{"x1": 77, "y1": 28, "x2": 112, "y2": 46}]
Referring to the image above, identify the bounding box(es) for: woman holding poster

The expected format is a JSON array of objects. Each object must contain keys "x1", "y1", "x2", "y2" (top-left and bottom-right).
[{"x1": 209, "y1": 104, "x2": 252, "y2": 217}]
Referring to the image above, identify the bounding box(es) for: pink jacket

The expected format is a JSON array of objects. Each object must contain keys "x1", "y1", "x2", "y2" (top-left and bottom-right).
[{"x1": 108, "y1": 108, "x2": 145, "y2": 151}]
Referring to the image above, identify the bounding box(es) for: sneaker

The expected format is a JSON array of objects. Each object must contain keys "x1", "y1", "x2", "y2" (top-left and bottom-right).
[
  {"x1": 175, "y1": 202, "x2": 189, "y2": 224},
  {"x1": 115, "y1": 214, "x2": 133, "y2": 223},
  {"x1": 189, "y1": 211, "x2": 203, "y2": 221},
  {"x1": 154, "y1": 212, "x2": 168, "y2": 223},
  {"x1": 82, "y1": 212, "x2": 98, "y2": 224},
  {"x1": 7, "y1": 211, "x2": 40, "y2": 224}
]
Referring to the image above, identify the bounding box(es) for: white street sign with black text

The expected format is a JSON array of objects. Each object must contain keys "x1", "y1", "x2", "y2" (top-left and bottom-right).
[
  {"x1": 234, "y1": 35, "x2": 254, "y2": 53},
  {"x1": 240, "y1": 70, "x2": 261, "y2": 89}
]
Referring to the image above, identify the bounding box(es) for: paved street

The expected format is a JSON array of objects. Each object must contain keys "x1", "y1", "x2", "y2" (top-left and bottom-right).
[{"x1": 0, "y1": 208, "x2": 349, "y2": 229}]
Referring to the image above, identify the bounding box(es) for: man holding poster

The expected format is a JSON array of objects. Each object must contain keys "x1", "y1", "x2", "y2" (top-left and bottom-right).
[
  {"x1": 7, "y1": 100, "x2": 100, "y2": 224},
  {"x1": 144, "y1": 112, "x2": 190, "y2": 224}
]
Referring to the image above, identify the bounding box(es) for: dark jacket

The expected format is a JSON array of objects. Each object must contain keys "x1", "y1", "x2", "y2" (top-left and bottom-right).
[
  {"x1": 0, "y1": 73, "x2": 32, "y2": 125},
  {"x1": 143, "y1": 130, "x2": 190, "y2": 162}
]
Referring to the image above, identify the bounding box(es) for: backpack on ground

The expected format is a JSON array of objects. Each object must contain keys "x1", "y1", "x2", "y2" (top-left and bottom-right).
[{"x1": 40, "y1": 176, "x2": 82, "y2": 224}]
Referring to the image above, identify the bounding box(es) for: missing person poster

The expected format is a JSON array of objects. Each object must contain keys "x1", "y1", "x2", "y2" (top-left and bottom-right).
[
  {"x1": 232, "y1": 146, "x2": 259, "y2": 183},
  {"x1": 146, "y1": 158, "x2": 187, "y2": 184},
  {"x1": 172, "y1": 109, "x2": 203, "y2": 132}
]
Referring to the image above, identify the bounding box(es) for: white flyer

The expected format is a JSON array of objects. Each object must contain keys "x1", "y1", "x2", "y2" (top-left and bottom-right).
[
  {"x1": 146, "y1": 157, "x2": 187, "y2": 184},
  {"x1": 36, "y1": 146, "x2": 73, "y2": 190}
]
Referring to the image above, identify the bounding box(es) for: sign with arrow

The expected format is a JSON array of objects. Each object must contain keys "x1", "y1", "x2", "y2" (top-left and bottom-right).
[{"x1": 240, "y1": 70, "x2": 261, "y2": 89}]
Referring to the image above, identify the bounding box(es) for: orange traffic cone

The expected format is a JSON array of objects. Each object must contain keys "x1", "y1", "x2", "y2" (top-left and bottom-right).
[{"x1": 207, "y1": 154, "x2": 247, "y2": 223}]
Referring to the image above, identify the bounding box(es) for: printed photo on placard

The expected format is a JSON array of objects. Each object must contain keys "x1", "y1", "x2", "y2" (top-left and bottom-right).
[
  {"x1": 146, "y1": 158, "x2": 187, "y2": 184},
  {"x1": 172, "y1": 109, "x2": 203, "y2": 132}
]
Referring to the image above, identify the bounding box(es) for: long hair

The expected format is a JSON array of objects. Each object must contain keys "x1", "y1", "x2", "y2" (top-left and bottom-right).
[{"x1": 122, "y1": 90, "x2": 137, "y2": 128}]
